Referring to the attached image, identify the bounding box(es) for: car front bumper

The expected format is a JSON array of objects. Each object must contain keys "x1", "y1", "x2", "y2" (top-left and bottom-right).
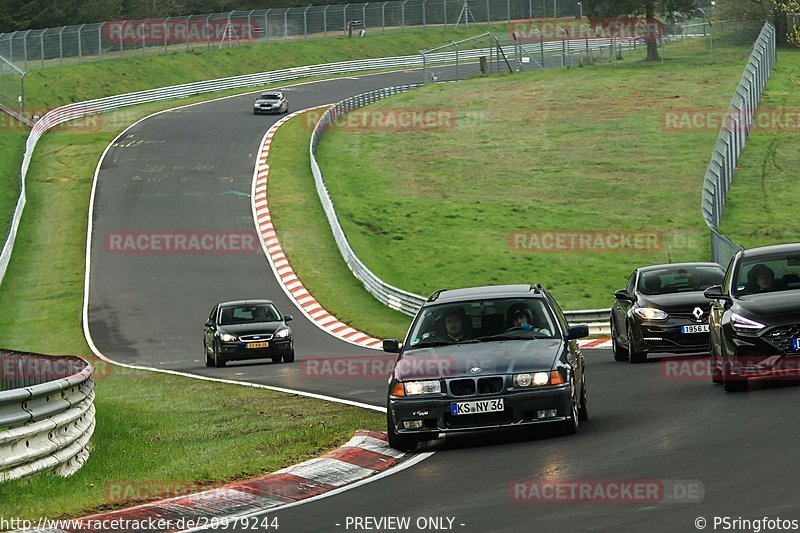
[
  {"x1": 388, "y1": 384, "x2": 571, "y2": 438},
  {"x1": 632, "y1": 318, "x2": 711, "y2": 354},
  {"x1": 218, "y1": 339, "x2": 292, "y2": 361}
]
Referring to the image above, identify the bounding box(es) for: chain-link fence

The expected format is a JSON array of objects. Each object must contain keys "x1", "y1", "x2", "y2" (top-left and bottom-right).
[
  {"x1": 0, "y1": 0, "x2": 585, "y2": 70},
  {"x1": 701, "y1": 22, "x2": 776, "y2": 266}
]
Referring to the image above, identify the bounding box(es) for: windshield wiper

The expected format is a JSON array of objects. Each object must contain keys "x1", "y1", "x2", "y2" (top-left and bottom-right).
[
  {"x1": 407, "y1": 339, "x2": 479, "y2": 349},
  {"x1": 474, "y1": 334, "x2": 549, "y2": 342}
]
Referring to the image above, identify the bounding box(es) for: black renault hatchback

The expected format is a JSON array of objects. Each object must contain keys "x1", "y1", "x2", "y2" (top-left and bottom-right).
[
  {"x1": 611, "y1": 262, "x2": 725, "y2": 363},
  {"x1": 705, "y1": 243, "x2": 800, "y2": 392},
  {"x1": 382, "y1": 284, "x2": 589, "y2": 451}
]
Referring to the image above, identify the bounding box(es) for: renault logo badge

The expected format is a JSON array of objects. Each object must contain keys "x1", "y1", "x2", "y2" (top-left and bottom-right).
[
  {"x1": 469, "y1": 367, "x2": 482, "y2": 374},
  {"x1": 693, "y1": 307, "x2": 704, "y2": 320}
]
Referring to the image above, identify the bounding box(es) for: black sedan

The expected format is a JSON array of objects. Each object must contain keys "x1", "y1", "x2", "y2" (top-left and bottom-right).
[
  {"x1": 383, "y1": 284, "x2": 589, "y2": 451},
  {"x1": 705, "y1": 243, "x2": 800, "y2": 392},
  {"x1": 253, "y1": 92, "x2": 288, "y2": 115},
  {"x1": 611, "y1": 262, "x2": 725, "y2": 363},
  {"x1": 204, "y1": 300, "x2": 294, "y2": 367}
]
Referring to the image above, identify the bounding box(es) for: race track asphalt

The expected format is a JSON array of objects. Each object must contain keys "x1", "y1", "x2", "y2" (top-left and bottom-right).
[{"x1": 85, "y1": 62, "x2": 800, "y2": 532}]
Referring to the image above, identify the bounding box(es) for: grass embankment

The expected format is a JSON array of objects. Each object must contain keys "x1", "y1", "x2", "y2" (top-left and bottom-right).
[
  {"x1": 268, "y1": 111, "x2": 412, "y2": 340},
  {"x1": 719, "y1": 48, "x2": 800, "y2": 247},
  {"x1": 312, "y1": 36, "x2": 754, "y2": 310}
]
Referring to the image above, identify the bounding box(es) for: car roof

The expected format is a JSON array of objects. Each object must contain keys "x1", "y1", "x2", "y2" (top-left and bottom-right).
[
  {"x1": 218, "y1": 299, "x2": 275, "y2": 307},
  {"x1": 637, "y1": 262, "x2": 724, "y2": 272},
  {"x1": 426, "y1": 284, "x2": 544, "y2": 305},
  {"x1": 740, "y1": 242, "x2": 800, "y2": 258},
  {"x1": 259, "y1": 92, "x2": 282, "y2": 97}
]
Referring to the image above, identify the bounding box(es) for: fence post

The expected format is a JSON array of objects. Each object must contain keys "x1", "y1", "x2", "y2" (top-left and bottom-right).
[
  {"x1": 529, "y1": 0, "x2": 532, "y2": 20},
  {"x1": 284, "y1": 9, "x2": 289, "y2": 40},
  {"x1": 265, "y1": 9, "x2": 271, "y2": 41},
  {"x1": 507, "y1": 0, "x2": 511, "y2": 23},
  {"x1": 58, "y1": 27, "x2": 64, "y2": 66},
  {"x1": 164, "y1": 17, "x2": 169, "y2": 54},
  {"x1": 40, "y1": 30, "x2": 45, "y2": 68},
  {"x1": 382, "y1": 2, "x2": 387, "y2": 34},
  {"x1": 141, "y1": 19, "x2": 147, "y2": 56},
  {"x1": 206, "y1": 15, "x2": 212, "y2": 51},
  {"x1": 402, "y1": 0, "x2": 407, "y2": 29},
  {"x1": 443, "y1": 0, "x2": 447, "y2": 27},
  {"x1": 344, "y1": 4, "x2": 349, "y2": 35},
  {"x1": 248, "y1": 10, "x2": 255, "y2": 45},
  {"x1": 304, "y1": 6, "x2": 310, "y2": 40},
  {"x1": 486, "y1": 0, "x2": 490, "y2": 24},
  {"x1": 363, "y1": 3, "x2": 368, "y2": 30},
  {"x1": 77, "y1": 26, "x2": 84, "y2": 64},
  {"x1": 98, "y1": 23, "x2": 103, "y2": 59},
  {"x1": 185, "y1": 16, "x2": 191, "y2": 52},
  {"x1": 423, "y1": 0, "x2": 427, "y2": 30},
  {"x1": 23, "y1": 30, "x2": 29, "y2": 70}
]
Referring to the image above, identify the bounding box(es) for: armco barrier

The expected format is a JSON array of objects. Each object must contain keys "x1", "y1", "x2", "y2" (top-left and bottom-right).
[
  {"x1": 309, "y1": 86, "x2": 611, "y2": 332},
  {"x1": 0, "y1": 351, "x2": 95, "y2": 482},
  {"x1": 701, "y1": 22, "x2": 776, "y2": 266},
  {"x1": 0, "y1": 36, "x2": 639, "y2": 294}
]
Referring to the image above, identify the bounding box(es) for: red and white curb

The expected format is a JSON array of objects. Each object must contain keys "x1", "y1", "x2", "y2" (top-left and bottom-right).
[
  {"x1": 21, "y1": 431, "x2": 406, "y2": 532},
  {"x1": 578, "y1": 338, "x2": 612, "y2": 349},
  {"x1": 250, "y1": 107, "x2": 383, "y2": 350}
]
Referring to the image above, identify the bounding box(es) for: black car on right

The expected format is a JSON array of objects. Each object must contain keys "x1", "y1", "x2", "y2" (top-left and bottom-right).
[
  {"x1": 611, "y1": 262, "x2": 725, "y2": 363},
  {"x1": 705, "y1": 243, "x2": 800, "y2": 392}
]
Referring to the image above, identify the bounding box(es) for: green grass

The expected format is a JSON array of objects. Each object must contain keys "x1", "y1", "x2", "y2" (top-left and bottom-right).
[
  {"x1": 313, "y1": 36, "x2": 754, "y2": 311},
  {"x1": 0, "y1": 130, "x2": 26, "y2": 248},
  {"x1": 0, "y1": 99, "x2": 382, "y2": 520},
  {"x1": 268, "y1": 110, "x2": 412, "y2": 340},
  {"x1": 719, "y1": 48, "x2": 800, "y2": 247}
]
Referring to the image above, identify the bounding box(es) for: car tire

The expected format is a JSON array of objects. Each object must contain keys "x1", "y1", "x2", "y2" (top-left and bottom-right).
[
  {"x1": 204, "y1": 341, "x2": 214, "y2": 367},
  {"x1": 611, "y1": 321, "x2": 628, "y2": 362},
  {"x1": 627, "y1": 325, "x2": 647, "y2": 364},
  {"x1": 271, "y1": 356, "x2": 282, "y2": 364},
  {"x1": 710, "y1": 348, "x2": 722, "y2": 384},
  {"x1": 578, "y1": 373, "x2": 589, "y2": 422},
  {"x1": 283, "y1": 349, "x2": 295, "y2": 363},
  {"x1": 213, "y1": 344, "x2": 226, "y2": 368},
  {"x1": 723, "y1": 360, "x2": 747, "y2": 392},
  {"x1": 561, "y1": 375, "x2": 580, "y2": 435},
  {"x1": 387, "y1": 409, "x2": 419, "y2": 452}
]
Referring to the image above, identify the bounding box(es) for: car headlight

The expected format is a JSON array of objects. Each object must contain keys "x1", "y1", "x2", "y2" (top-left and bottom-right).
[
  {"x1": 634, "y1": 307, "x2": 669, "y2": 321},
  {"x1": 220, "y1": 333, "x2": 238, "y2": 342},
  {"x1": 513, "y1": 371, "x2": 565, "y2": 387},
  {"x1": 731, "y1": 312, "x2": 766, "y2": 333},
  {"x1": 274, "y1": 329, "x2": 290, "y2": 339},
  {"x1": 403, "y1": 380, "x2": 442, "y2": 395}
]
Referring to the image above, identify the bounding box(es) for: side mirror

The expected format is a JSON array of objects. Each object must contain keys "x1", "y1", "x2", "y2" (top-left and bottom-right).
[
  {"x1": 204, "y1": 320, "x2": 215, "y2": 328},
  {"x1": 703, "y1": 285, "x2": 730, "y2": 302},
  {"x1": 284, "y1": 315, "x2": 294, "y2": 322},
  {"x1": 614, "y1": 289, "x2": 633, "y2": 301},
  {"x1": 383, "y1": 339, "x2": 400, "y2": 353},
  {"x1": 567, "y1": 324, "x2": 590, "y2": 340}
]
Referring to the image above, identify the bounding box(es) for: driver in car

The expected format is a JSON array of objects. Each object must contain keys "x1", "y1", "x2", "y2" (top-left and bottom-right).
[
  {"x1": 506, "y1": 303, "x2": 552, "y2": 336},
  {"x1": 443, "y1": 307, "x2": 469, "y2": 342}
]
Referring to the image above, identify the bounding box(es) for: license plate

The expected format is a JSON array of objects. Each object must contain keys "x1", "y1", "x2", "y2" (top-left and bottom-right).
[
  {"x1": 681, "y1": 325, "x2": 709, "y2": 334},
  {"x1": 246, "y1": 341, "x2": 270, "y2": 349},
  {"x1": 451, "y1": 398, "x2": 504, "y2": 416},
  {"x1": 792, "y1": 338, "x2": 800, "y2": 351}
]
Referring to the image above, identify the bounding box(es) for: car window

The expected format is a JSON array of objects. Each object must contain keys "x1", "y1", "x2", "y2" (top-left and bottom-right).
[
  {"x1": 208, "y1": 305, "x2": 217, "y2": 322},
  {"x1": 219, "y1": 304, "x2": 281, "y2": 325},
  {"x1": 626, "y1": 272, "x2": 636, "y2": 294},
  {"x1": 406, "y1": 297, "x2": 557, "y2": 348},
  {"x1": 639, "y1": 266, "x2": 724, "y2": 295},
  {"x1": 733, "y1": 253, "x2": 800, "y2": 296}
]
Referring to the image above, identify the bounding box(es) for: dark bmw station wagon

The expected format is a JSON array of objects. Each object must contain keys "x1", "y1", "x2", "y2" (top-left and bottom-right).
[{"x1": 382, "y1": 284, "x2": 590, "y2": 451}]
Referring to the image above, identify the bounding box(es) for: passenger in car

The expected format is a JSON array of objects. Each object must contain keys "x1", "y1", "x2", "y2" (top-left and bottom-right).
[{"x1": 506, "y1": 303, "x2": 552, "y2": 336}]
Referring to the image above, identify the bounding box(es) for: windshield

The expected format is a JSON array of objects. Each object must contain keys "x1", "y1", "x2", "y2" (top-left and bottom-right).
[
  {"x1": 259, "y1": 94, "x2": 281, "y2": 100},
  {"x1": 639, "y1": 265, "x2": 724, "y2": 296},
  {"x1": 406, "y1": 298, "x2": 558, "y2": 348},
  {"x1": 219, "y1": 304, "x2": 281, "y2": 325},
  {"x1": 733, "y1": 253, "x2": 800, "y2": 296}
]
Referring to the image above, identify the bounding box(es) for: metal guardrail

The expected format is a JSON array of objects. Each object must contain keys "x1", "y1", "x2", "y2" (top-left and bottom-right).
[
  {"x1": 701, "y1": 21, "x2": 776, "y2": 267},
  {"x1": 0, "y1": 351, "x2": 95, "y2": 481},
  {"x1": 310, "y1": 85, "x2": 613, "y2": 331}
]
